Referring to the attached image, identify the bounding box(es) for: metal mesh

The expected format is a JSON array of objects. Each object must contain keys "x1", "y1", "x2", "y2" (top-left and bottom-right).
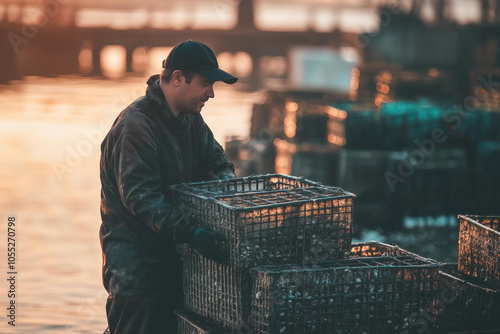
[
  {"x1": 175, "y1": 309, "x2": 224, "y2": 334},
  {"x1": 180, "y1": 246, "x2": 252, "y2": 328},
  {"x1": 435, "y1": 268, "x2": 500, "y2": 332},
  {"x1": 169, "y1": 174, "x2": 355, "y2": 268},
  {"x1": 215, "y1": 187, "x2": 344, "y2": 207},
  {"x1": 458, "y1": 215, "x2": 500, "y2": 288},
  {"x1": 251, "y1": 256, "x2": 441, "y2": 334},
  {"x1": 349, "y1": 241, "x2": 440, "y2": 263},
  {"x1": 171, "y1": 174, "x2": 319, "y2": 198}
]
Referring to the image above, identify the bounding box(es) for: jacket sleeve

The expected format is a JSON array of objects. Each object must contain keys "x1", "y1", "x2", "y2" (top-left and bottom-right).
[
  {"x1": 111, "y1": 116, "x2": 192, "y2": 242},
  {"x1": 196, "y1": 116, "x2": 236, "y2": 180}
]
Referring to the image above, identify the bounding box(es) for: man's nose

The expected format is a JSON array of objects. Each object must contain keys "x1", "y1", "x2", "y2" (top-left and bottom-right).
[{"x1": 206, "y1": 85, "x2": 215, "y2": 98}]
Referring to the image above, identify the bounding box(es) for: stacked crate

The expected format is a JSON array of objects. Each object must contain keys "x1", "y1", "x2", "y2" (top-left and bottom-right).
[
  {"x1": 433, "y1": 215, "x2": 500, "y2": 332},
  {"x1": 170, "y1": 174, "x2": 354, "y2": 268},
  {"x1": 170, "y1": 174, "x2": 354, "y2": 332},
  {"x1": 172, "y1": 177, "x2": 500, "y2": 333},
  {"x1": 168, "y1": 174, "x2": 456, "y2": 333},
  {"x1": 349, "y1": 241, "x2": 439, "y2": 262},
  {"x1": 249, "y1": 241, "x2": 441, "y2": 334},
  {"x1": 458, "y1": 215, "x2": 500, "y2": 288},
  {"x1": 436, "y1": 267, "x2": 500, "y2": 332},
  {"x1": 250, "y1": 256, "x2": 440, "y2": 333}
]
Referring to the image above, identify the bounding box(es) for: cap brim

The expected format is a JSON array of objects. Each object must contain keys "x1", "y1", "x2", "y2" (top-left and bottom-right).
[{"x1": 198, "y1": 68, "x2": 238, "y2": 84}]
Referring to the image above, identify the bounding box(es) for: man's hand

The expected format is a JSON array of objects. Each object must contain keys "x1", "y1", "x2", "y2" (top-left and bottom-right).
[{"x1": 188, "y1": 227, "x2": 228, "y2": 264}]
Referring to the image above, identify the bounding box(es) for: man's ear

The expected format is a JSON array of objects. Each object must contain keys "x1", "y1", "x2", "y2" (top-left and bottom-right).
[{"x1": 171, "y1": 70, "x2": 184, "y2": 86}]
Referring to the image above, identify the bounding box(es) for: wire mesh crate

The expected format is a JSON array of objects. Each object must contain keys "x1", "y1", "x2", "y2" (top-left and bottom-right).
[
  {"x1": 179, "y1": 245, "x2": 252, "y2": 329},
  {"x1": 251, "y1": 256, "x2": 441, "y2": 334},
  {"x1": 175, "y1": 309, "x2": 225, "y2": 334},
  {"x1": 458, "y1": 215, "x2": 500, "y2": 288},
  {"x1": 349, "y1": 241, "x2": 439, "y2": 263},
  {"x1": 169, "y1": 174, "x2": 355, "y2": 268},
  {"x1": 435, "y1": 267, "x2": 500, "y2": 332}
]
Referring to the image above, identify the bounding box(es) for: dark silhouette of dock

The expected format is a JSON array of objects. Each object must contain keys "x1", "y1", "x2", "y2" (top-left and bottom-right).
[{"x1": 0, "y1": 0, "x2": 360, "y2": 87}]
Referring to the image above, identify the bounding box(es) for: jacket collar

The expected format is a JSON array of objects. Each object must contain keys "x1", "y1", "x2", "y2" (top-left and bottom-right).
[{"x1": 145, "y1": 75, "x2": 194, "y2": 132}]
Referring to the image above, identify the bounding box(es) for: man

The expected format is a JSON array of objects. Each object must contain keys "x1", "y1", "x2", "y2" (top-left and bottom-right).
[{"x1": 99, "y1": 40, "x2": 238, "y2": 333}]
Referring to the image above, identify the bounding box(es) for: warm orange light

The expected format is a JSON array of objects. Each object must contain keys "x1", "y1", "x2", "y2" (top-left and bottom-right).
[
  {"x1": 101, "y1": 45, "x2": 126, "y2": 79},
  {"x1": 275, "y1": 157, "x2": 291, "y2": 174},
  {"x1": 284, "y1": 116, "x2": 296, "y2": 138},
  {"x1": 233, "y1": 52, "x2": 253, "y2": 77},
  {"x1": 217, "y1": 52, "x2": 234, "y2": 74},
  {"x1": 78, "y1": 48, "x2": 93, "y2": 74},
  {"x1": 328, "y1": 134, "x2": 336, "y2": 144},
  {"x1": 286, "y1": 101, "x2": 298, "y2": 113},
  {"x1": 239, "y1": 149, "x2": 250, "y2": 161},
  {"x1": 327, "y1": 106, "x2": 347, "y2": 120},
  {"x1": 131, "y1": 47, "x2": 148, "y2": 73},
  {"x1": 350, "y1": 78, "x2": 359, "y2": 90},
  {"x1": 328, "y1": 134, "x2": 346, "y2": 146},
  {"x1": 428, "y1": 68, "x2": 439, "y2": 77},
  {"x1": 374, "y1": 95, "x2": 384, "y2": 107},
  {"x1": 327, "y1": 106, "x2": 338, "y2": 118},
  {"x1": 381, "y1": 71, "x2": 392, "y2": 81},
  {"x1": 376, "y1": 83, "x2": 389, "y2": 94},
  {"x1": 284, "y1": 117, "x2": 295, "y2": 127}
]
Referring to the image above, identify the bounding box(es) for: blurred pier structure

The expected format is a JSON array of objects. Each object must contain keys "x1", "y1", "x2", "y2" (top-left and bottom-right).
[
  {"x1": 0, "y1": 0, "x2": 367, "y2": 87},
  {"x1": 2, "y1": 0, "x2": 500, "y2": 91}
]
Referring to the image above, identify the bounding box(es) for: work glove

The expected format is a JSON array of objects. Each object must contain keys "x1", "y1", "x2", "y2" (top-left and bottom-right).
[
  {"x1": 187, "y1": 226, "x2": 229, "y2": 264},
  {"x1": 209, "y1": 169, "x2": 236, "y2": 180}
]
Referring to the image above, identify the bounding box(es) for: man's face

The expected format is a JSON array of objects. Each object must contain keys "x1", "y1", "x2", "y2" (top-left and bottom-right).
[{"x1": 177, "y1": 73, "x2": 215, "y2": 114}]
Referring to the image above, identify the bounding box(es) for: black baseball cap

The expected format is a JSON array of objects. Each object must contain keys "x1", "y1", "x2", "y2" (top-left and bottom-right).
[{"x1": 162, "y1": 40, "x2": 238, "y2": 84}]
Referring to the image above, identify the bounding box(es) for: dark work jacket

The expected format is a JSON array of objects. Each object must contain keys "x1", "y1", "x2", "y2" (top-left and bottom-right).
[{"x1": 99, "y1": 75, "x2": 235, "y2": 297}]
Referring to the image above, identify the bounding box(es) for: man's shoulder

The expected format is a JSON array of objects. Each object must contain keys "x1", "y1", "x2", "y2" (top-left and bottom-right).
[
  {"x1": 117, "y1": 97, "x2": 157, "y2": 126},
  {"x1": 107, "y1": 97, "x2": 160, "y2": 137}
]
